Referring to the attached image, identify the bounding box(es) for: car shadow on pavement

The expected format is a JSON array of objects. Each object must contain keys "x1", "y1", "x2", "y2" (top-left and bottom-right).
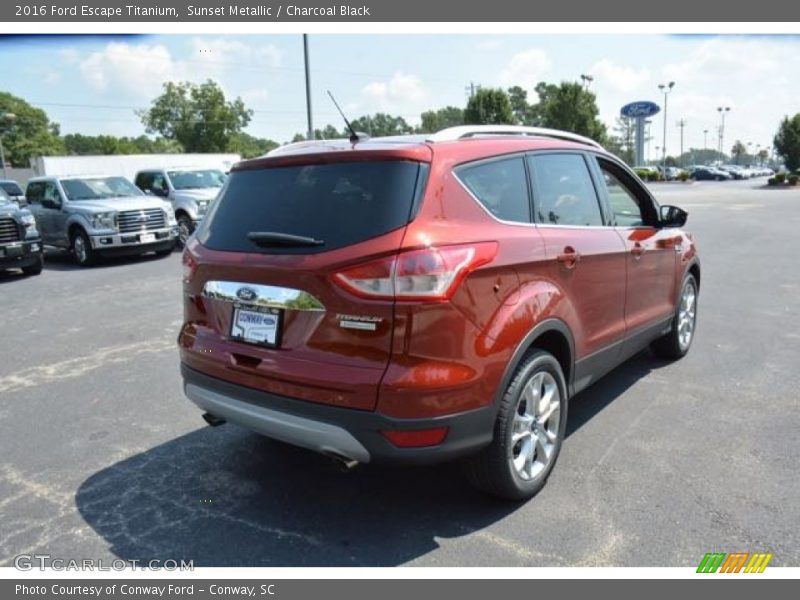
[
  {"x1": 42, "y1": 248, "x2": 173, "y2": 271},
  {"x1": 75, "y1": 350, "x2": 668, "y2": 567}
]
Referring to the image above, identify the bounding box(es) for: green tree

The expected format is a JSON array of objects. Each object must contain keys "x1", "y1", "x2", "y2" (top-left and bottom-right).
[
  {"x1": 140, "y1": 80, "x2": 253, "y2": 153},
  {"x1": 314, "y1": 124, "x2": 342, "y2": 140},
  {"x1": 607, "y1": 116, "x2": 636, "y2": 165},
  {"x1": 63, "y1": 133, "x2": 182, "y2": 155},
  {"x1": 229, "y1": 132, "x2": 279, "y2": 159},
  {"x1": 506, "y1": 86, "x2": 536, "y2": 126},
  {"x1": 0, "y1": 91, "x2": 64, "y2": 166},
  {"x1": 730, "y1": 140, "x2": 747, "y2": 165},
  {"x1": 463, "y1": 88, "x2": 514, "y2": 125},
  {"x1": 757, "y1": 148, "x2": 769, "y2": 165},
  {"x1": 531, "y1": 81, "x2": 608, "y2": 143},
  {"x1": 773, "y1": 114, "x2": 800, "y2": 172},
  {"x1": 417, "y1": 106, "x2": 464, "y2": 133},
  {"x1": 349, "y1": 113, "x2": 413, "y2": 137}
]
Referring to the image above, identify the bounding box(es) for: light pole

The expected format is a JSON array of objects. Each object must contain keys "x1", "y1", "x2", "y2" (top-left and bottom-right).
[
  {"x1": 645, "y1": 119, "x2": 652, "y2": 163},
  {"x1": 717, "y1": 106, "x2": 730, "y2": 160},
  {"x1": 303, "y1": 34, "x2": 314, "y2": 141},
  {"x1": 703, "y1": 128, "x2": 708, "y2": 154},
  {"x1": 580, "y1": 74, "x2": 594, "y2": 90},
  {"x1": 658, "y1": 81, "x2": 675, "y2": 173},
  {"x1": 676, "y1": 119, "x2": 687, "y2": 167},
  {"x1": 0, "y1": 112, "x2": 16, "y2": 179}
]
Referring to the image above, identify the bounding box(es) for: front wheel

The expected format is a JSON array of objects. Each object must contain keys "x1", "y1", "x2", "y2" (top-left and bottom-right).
[
  {"x1": 71, "y1": 229, "x2": 95, "y2": 266},
  {"x1": 22, "y1": 254, "x2": 44, "y2": 276},
  {"x1": 652, "y1": 274, "x2": 698, "y2": 359},
  {"x1": 463, "y1": 350, "x2": 568, "y2": 501},
  {"x1": 176, "y1": 214, "x2": 194, "y2": 248}
]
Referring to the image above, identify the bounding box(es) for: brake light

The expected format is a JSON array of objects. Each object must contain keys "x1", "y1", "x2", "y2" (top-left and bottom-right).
[
  {"x1": 381, "y1": 427, "x2": 449, "y2": 448},
  {"x1": 332, "y1": 242, "x2": 497, "y2": 301},
  {"x1": 182, "y1": 248, "x2": 198, "y2": 282}
]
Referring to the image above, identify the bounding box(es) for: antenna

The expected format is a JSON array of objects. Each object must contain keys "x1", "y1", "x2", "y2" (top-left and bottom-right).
[{"x1": 327, "y1": 90, "x2": 360, "y2": 143}]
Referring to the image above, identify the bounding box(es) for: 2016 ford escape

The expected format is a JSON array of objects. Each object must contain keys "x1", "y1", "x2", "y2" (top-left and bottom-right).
[{"x1": 179, "y1": 125, "x2": 700, "y2": 500}]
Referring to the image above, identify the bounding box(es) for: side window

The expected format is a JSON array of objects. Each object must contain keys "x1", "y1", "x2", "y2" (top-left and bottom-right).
[
  {"x1": 43, "y1": 182, "x2": 61, "y2": 203},
  {"x1": 596, "y1": 159, "x2": 655, "y2": 227},
  {"x1": 528, "y1": 154, "x2": 604, "y2": 226},
  {"x1": 26, "y1": 182, "x2": 44, "y2": 204},
  {"x1": 457, "y1": 157, "x2": 530, "y2": 223},
  {"x1": 153, "y1": 173, "x2": 168, "y2": 191},
  {"x1": 135, "y1": 172, "x2": 153, "y2": 189}
]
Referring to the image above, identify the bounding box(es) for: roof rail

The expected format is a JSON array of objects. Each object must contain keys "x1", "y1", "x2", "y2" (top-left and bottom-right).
[{"x1": 425, "y1": 125, "x2": 604, "y2": 149}]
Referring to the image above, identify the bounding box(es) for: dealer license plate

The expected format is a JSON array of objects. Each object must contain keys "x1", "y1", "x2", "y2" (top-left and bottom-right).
[{"x1": 230, "y1": 306, "x2": 282, "y2": 348}]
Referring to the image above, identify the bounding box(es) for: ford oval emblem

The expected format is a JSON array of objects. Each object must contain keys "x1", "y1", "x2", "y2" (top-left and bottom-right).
[
  {"x1": 236, "y1": 287, "x2": 257, "y2": 302},
  {"x1": 620, "y1": 101, "x2": 661, "y2": 118}
]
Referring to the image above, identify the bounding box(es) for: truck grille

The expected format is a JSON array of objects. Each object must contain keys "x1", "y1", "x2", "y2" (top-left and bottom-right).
[
  {"x1": 0, "y1": 217, "x2": 21, "y2": 243},
  {"x1": 117, "y1": 209, "x2": 166, "y2": 233}
]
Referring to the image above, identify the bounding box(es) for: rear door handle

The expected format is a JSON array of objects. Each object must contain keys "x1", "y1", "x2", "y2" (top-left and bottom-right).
[
  {"x1": 556, "y1": 247, "x2": 581, "y2": 268},
  {"x1": 631, "y1": 243, "x2": 645, "y2": 258}
]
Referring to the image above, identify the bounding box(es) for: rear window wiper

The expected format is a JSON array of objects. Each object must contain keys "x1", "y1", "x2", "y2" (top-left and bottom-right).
[{"x1": 247, "y1": 231, "x2": 325, "y2": 248}]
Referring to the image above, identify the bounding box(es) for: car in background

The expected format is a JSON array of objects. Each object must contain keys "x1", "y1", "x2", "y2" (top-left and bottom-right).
[
  {"x1": 691, "y1": 167, "x2": 732, "y2": 181},
  {"x1": 25, "y1": 174, "x2": 178, "y2": 266},
  {"x1": 134, "y1": 168, "x2": 226, "y2": 247},
  {"x1": 0, "y1": 187, "x2": 43, "y2": 275},
  {"x1": 180, "y1": 125, "x2": 700, "y2": 501},
  {"x1": 719, "y1": 165, "x2": 746, "y2": 179},
  {"x1": 0, "y1": 179, "x2": 27, "y2": 206}
]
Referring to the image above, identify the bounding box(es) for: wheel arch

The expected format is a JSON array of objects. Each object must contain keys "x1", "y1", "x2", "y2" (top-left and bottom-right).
[{"x1": 492, "y1": 318, "x2": 575, "y2": 414}]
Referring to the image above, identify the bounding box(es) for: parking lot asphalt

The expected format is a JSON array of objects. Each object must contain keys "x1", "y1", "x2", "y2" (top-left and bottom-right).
[{"x1": 1, "y1": 179, "x2": 799, "y2": 568}]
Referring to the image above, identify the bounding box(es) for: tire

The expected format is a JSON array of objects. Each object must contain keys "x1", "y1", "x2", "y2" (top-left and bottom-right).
[
  {"x1": 71, "y1": 228, "x2": 95, "y2": 266},
  {"x1": 22, "y1": 254, "x2": 43, "y2": 276},
  {"x1": 463, "y1": 350, "x2": 568, "y2": 501},
  {"x1": 651, "y1": 274, "x2": 698, "y2": 360},
  {"x1": 176, "y1": 213, "x2": 194, "y2": 248}
]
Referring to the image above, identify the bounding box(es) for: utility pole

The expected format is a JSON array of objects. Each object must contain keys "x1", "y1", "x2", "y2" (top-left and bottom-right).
[
  {"x1": 303, "y1": 34, "x2": 314, "y2": 141},
  {"x1": 465, "y1": 82, "x2": 480, "y2": 100},
  {"x1": 676, "y1": 119, "x2": 687, "y2": 167}
]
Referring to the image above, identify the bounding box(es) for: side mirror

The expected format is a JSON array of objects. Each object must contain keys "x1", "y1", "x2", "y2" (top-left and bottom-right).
[
  {"x1": 42, "y1": 197, "x2": 62, "y2": 210},
  {"x1": 660, "y1": 205, "x2": 688, "y2": 228}
]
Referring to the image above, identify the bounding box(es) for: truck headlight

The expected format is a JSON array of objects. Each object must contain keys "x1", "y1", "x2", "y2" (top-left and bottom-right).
[
  {"x1": 164, "y1": 206, "x2": 176, "y2": 225},
  {"x1": 20, "y1": 212, "x2": 36, "y2": 228},
  {"x1": 91, "y1": 211, "x2": 117, "y2": 231}
]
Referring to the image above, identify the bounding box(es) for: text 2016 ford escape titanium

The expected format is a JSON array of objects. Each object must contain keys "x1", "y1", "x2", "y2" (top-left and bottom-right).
[{"x1": 179, "y1": 126, "x2": 700, "y2": 500}]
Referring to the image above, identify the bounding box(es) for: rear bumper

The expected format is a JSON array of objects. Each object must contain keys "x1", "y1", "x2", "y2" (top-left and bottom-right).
[
  {"x1": 0, "y1": 240, "x2": 42, "y2": 269},
  {"x1": 181, "y1": 364, "x2": 495, "y2": 465}
]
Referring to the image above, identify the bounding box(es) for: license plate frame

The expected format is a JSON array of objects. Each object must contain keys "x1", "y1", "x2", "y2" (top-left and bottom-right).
[
  {"x1": 140, "y1": 233, "x2": 156, "y2": 244},
  {"x1": 229, "y1": 305, "x2": 283, "y2": 348}
]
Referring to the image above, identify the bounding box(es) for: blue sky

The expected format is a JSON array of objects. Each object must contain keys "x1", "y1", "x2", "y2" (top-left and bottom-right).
[{"x1": 0, "y1": 34, "x2": 797, "y2": 157}]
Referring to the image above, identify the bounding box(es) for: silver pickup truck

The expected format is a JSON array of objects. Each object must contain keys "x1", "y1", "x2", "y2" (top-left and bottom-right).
[
  {"x1": 134, "y1": 168, "x2": 226, "y2": 247},
  {"x1": 25, "y1": 175, "x2": 178, "y2": 266}
]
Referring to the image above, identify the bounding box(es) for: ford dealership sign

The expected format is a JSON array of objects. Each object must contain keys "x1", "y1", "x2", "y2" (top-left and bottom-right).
[{"x1": 620, "y1": 101, "x2": 661, "y2": 118}]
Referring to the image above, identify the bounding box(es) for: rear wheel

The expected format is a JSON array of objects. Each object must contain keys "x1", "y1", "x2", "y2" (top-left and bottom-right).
[
  {"x1": 22, "y1": 254, "x2": 43, "y2": 276},
  {"x1": 652, "y1": 274, "x2": 698, "y2": 359},
  {"x1": 463, "y1": 350, "x2": 567, "y2": 500},
  {"x1": 71, "y1": 229, "x2": 95, "y2": 266}
]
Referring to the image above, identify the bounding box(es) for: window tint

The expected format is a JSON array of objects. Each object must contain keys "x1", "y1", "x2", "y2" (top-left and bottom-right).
[
  {"x1": 529, "y1": 154, "x2": 603, "y2": 226},
  {"x1": 601, "y1": 170, "x2": 644, "y2": 227},
  {"x1": 135, "y1": 172, "x2": 153, "y2": 189},
  {"x1": 197, "y1": 161, "x2": 424, "y2": 254},
  {"x1": 457, "y1": 157, "x2": 530, "y2": 223},
  {"x1": 26, "y1": 182, "x2": 44, "y2": 203}
]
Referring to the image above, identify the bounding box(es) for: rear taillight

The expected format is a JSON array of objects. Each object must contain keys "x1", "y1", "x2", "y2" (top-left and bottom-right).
[
  {"x1": 332, "y1": 242, "x2": 497, "y2": 301},
  {"x1": 182, "y1": 248, "x2": 198, "y2": 282}
]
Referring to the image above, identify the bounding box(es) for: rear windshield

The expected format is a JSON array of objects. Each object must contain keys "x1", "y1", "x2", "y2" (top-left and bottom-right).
[{"x1": 196, "y1": 160, "x2": 425, "y2": 254}]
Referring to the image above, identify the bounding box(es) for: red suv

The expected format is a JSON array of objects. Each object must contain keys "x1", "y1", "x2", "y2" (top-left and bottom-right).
[{"x1": 179, "y1": 126, "x2": 699, "y2": 500}]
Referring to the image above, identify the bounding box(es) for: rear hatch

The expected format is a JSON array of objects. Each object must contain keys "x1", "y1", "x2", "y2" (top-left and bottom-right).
[{"x1": 182, "y1": 149, "x2": 430, "y2": 411}]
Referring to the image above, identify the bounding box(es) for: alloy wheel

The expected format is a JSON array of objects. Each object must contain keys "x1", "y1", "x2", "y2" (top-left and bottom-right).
[{"x1": 511, "y1": 371, "x2": 561, "y2": 481}]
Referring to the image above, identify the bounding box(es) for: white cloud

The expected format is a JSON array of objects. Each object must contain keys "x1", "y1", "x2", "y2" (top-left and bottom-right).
[
  {"x1": 477, "y1": 39, "x2": 504, "y2": 51},
  {"x1": 189, "y1": 38, "x2": 284, "y2": 73},
  {"x1": 589, "y1": 59, "x2": 649, "y2": 94},
  {"x1": 498, "y1": 49, "x2": 552, "y2": 92},
  {"x1": 361, "y1": 71, "x2": 427, "y2": 113},
  {"x1": 78, "y1": 42, "x2": 178, "y2": 98}
]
